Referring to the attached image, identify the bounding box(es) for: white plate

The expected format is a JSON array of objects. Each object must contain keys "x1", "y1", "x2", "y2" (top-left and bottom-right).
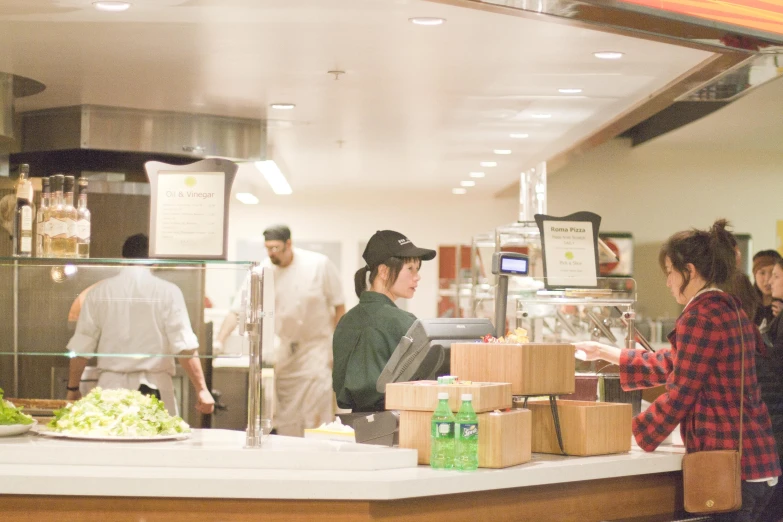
[
  {"x1": 34, "y1": 426, "x2": 191, "y2": 442},
  {"x1": 0, "y1": 419, "x2": 37, "y2": 437}
]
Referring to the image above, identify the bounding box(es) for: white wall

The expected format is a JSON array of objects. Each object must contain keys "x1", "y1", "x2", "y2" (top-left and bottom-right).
[
  {"x1": 548, "y1": 138, "x2": 783, "y2": 318},
  {"x1": 207, "y1": 190, "x2": 519, "y2": 319}
]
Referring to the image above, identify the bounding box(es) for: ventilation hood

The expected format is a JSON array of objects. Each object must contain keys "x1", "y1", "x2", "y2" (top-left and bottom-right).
[{"x1": 12, "y1": 105, "x2": 265, "y2": 181}]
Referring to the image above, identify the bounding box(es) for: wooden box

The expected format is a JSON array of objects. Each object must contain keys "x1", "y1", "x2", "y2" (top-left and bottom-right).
[
  {"x1": 385, "y1": 381, "x2": 511, "y2": 413},
  {"x1": 451, "y1": 343, "x2": 575, "y2": 396},
  {"x1": 399, "y1": 409, "x2": 532, "y2": 468},
  {"x1": 526, "y1": 399, "x2": 632, "y2": 456}
]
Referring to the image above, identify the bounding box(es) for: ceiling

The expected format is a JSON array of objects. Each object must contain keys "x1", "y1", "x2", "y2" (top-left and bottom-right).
[{"x1": 0, "y1": 0, "x2": 715, "y2": 197}]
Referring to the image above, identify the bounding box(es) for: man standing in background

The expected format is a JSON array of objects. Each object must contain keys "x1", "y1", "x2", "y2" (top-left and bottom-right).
[{"x1": 218, "y1": 225, "x2": 345, "y2": 436}]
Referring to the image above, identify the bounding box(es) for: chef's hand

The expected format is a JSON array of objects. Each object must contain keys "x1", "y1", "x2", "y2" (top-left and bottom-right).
[
  {"x1": 66, "y1": 389, "x2": 81, "y2": 402},
  {"x1": 573, "y1": 341, "x2": 622, "y2": 365},
  {"x1": 196, "y1": 389, "x2": 215, "y2": 415}
]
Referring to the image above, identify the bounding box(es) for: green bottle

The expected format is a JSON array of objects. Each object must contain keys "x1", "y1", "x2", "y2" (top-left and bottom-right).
[
  {"x1": 455, "y1": 393, "x2": 479, "y2": 471},
  {"x1": 430, "y1": 392, "x2": 456, "y2": 469}
]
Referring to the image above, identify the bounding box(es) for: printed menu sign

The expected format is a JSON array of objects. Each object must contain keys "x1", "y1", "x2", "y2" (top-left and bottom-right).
[
  {"x1": 535, "y1": 211, "x2": 601, "y2": 288},
  {"x1": 145, "y1": 158, "x2": 237, "y2": 259},
  {"x1": 155, "y1": 172, "x2": 225, "y2": 257}
]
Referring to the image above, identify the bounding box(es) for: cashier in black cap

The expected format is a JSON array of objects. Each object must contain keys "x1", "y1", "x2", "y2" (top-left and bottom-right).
[{"x1": 332, "y1": 230, "x2": 436, "y2": 412}]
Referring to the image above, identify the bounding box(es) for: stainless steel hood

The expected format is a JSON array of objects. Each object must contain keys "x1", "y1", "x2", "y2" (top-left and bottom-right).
[
  {"x1": 0, "y1": 72, "x2": 46, "y2": 177},
  {"x1": 13, "y1": 105, "x2": 265, "y2": 181}
]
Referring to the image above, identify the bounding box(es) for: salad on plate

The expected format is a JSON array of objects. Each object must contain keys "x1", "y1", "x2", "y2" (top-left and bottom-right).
[
  {"x1": 47, "y1": 387, "x2": 190, "y2": 438},
  {"x1": 0, "y1": 387, "x2": 34, "y2": 426}
]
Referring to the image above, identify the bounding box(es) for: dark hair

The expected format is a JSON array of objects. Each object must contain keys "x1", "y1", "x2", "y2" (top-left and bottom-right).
[
  {"x1": 354, "y1": 256, "x2": 421, "y2": 298},
  {"x1": 658, "y1": 219, "x2": 737, "y2": 294},
  {"x1": 753, "y1": 249, "x2": 782, "y2": 262},
  {"x1": 722, "y1": 272, "x2": 760, "y2": 321},
  {"x1": 263, "y1": 224, "x2": 291, "y2": 242},
  {"x1": 122, "y1": 233, "x2": 149, "y2": 259}
]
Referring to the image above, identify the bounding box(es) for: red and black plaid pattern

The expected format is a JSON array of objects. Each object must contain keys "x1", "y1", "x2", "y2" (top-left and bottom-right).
[{"x1": 620, "y1": 291, "x2": 781, "y2": 480}]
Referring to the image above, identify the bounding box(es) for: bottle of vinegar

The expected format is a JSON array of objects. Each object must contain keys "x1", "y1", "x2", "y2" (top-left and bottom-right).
[{"x1": 13, "y1": 164, "x2": 34, "y2": 258}]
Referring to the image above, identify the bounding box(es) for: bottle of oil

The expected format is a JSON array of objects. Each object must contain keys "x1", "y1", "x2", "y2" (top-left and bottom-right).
[
  {"x1": 35, "y1": 176, "x2": 50, "y2": 257},
  {"x1": 49, "y1": 174, "x2": 71, "y2": 258},
  {"x1": 75, "y1": 177, "x2": 90, "y2": 258},
  {"x1": 12, "y1": 164, "x2": 34, "y2": 258}
]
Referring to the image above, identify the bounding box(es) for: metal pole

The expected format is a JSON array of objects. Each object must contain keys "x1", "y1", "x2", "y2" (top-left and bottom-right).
[
  {"x1": 245, "y1": 265, "x2": 264, "y2": 448},
  {"x1": 494, "y1": 275, "x2": 509, "y2": 338}
]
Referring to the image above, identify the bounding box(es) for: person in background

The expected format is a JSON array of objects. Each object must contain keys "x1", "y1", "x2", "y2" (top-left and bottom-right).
[
  {"x1": 576, "y1": 220, "x2": 780, "y2": 522},
  {"x1": 216, "y1": 225, "x2": 345, "y2": 436},
  {"x1": 332, "y1": 230, "x2": 436, "y2": 412},
  {"x1": 66, "y1": 233, "x2": 215, "y2": 417},
  {"x1": 753, "y1": 250, "x2": 782, "y2": 330},
  {"x1": 722, "y1": 235, "x2": 760, "y2": 322},
  {"x1": 757, "y1": 257, "x2": 783, "y2": 522}
]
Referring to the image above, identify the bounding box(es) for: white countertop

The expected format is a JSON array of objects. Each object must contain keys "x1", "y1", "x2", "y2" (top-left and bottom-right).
[{"x1": 0, "y1": 428, "x2": 684, "y2": 500}]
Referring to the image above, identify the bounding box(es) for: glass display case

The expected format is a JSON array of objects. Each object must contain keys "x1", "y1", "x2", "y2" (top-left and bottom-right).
[{"x1": 0, "y1": 256, "x2": 272, "y2": 446}]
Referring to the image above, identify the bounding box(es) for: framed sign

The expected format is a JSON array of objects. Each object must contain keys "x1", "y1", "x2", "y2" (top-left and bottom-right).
[
  {"x1": 534, "y1": 211, "x2": 601, "y2": 288},
  {"x1": 145, "y1": 158, "x2": 237, "y2": 260}
]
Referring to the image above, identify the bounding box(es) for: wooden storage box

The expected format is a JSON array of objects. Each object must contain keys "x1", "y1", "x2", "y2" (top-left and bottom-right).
[
  {"x1": 451, "y1": 343, "x2": 575, "y2": 396},
  {"x1": 399, "y1": 409, "x2": 532, "y2": 468},
  {"x1": 526, "y1": 399, "x2": 632, "y2": 456},
  {"x1": 385, "y1": 381, "x2": 511, "y2": 413}
]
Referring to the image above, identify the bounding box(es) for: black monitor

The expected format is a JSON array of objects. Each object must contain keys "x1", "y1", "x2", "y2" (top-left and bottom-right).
[{"x1": 376, "y1": 318, "x2": 495, "y2": 392}]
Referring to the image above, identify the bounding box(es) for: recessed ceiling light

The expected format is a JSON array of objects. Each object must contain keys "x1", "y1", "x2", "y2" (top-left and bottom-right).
[
  {"x1": 509, "y1": 133, "x2": 529, "y2": 139},
  {"x1": 409, "y1": 17, "x2": 446, "y2": 26},
  {"x1": 270, "y1": 103, "x2": 296, "y2": 110},
  {"x1": 460, "y1": 180, "x2": 476, "y2": 187},
  {"x1": 92, "y1": 1, "x2": 132, "y2": 11},
  {"x1": 469, "y1": 172, "x2": 485, "y2": 178},
  {"x1": 531, "y1": 113, "x2": 552, "y2": 119},
  {"x1": 480, "y1": 161, "x2": 497, "y2": 167},
  {"x1": 493, "y1": 149, "x2": 512, "y2": 155},
  {"x1": 235, "y1": 192, "x2": 259, "y2": 205},
  {"x1": 558, "y1": 88, "x2": 583, "y2": 94},
  {"x1": 452, "y1": 188, "x2": 467, "y2": 195},
  {"x1": 593, "y1": 51, "x2": 624, "y2": 60}
]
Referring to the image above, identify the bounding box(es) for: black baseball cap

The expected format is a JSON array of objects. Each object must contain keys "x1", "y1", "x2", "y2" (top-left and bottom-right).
[{"x1": 363, "y1": 230, "x2": 436, "y2": 269}]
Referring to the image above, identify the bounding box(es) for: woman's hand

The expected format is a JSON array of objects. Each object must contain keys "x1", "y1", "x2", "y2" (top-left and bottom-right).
[
  {"x1": 772, "y1": 298, "x2": 782, "y2": 318},
  {"x1": 573, "y1": 341, "x2": 622, "y2": 365}
]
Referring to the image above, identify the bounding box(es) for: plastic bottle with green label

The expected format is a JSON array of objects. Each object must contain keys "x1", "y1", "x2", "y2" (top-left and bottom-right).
[
  {"x1": 455, "y1": 393, "x2": 479, "y2": 471},
  {"x1": 430, "y1": 392, "x2": 456, "y2": 469}
]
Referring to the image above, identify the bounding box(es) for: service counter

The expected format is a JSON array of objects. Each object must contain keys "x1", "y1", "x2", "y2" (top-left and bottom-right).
[{"x1": 0, "y1": 429, "x2": 686, "y2": 521}]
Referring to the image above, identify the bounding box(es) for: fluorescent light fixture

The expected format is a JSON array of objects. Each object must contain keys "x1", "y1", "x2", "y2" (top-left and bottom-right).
[
  {"x1": 480, "y1": 161, "x2": 497, "y2": 167},
  {"x1": 558, "y1": 88, "x2": 583, "y2": 94},
  {"x1": 452, "y1": 188, "x2": 467, "y2": 195},
  {"x1": 493, "y1": 149, "x2": 512, "y2": 155},
  {"x1": 531, "y1": 114, "x2": 552, "y2": 119},
  {"x1": 235, "y1": 192, "x2": 260, "y2": 205},
  {"x1": 460, "y1": 180, "x2": 476, "y2": 187},
  {"x1": 270, "y1": 103, "x2": 296, "y2": 110},
  {"x1": 255, "y1": 160, "x2": 293, "y2": 195},
  {"x1": 93, "y1": 1, "x2": 132, "y2": 11},
  {"x1": 409, "y1": 17, "x2": 446, "y2": 26},
  {"x1": 469, "y1": 172, "x2": 485, "y2": 178},
  {"x1": 593, "y1": 51, "x2": 624, "y2": 60},
  {"x1": 509, "y1": 133, "x2": 529, "y2": 139}
]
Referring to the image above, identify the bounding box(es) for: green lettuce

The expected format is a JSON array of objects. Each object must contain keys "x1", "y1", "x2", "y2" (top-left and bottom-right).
[
  {"x1": 48, "y1": 387, "x2": 190, "y2": 437},
  {"x1": 0, "y1": 387, "x2": 34, "y2": 425}
]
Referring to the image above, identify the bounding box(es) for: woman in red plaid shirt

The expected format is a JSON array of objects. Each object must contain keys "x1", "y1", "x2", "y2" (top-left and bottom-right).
[{"x1": 577, "y1": 220, "x2": 781, "y2": 522}]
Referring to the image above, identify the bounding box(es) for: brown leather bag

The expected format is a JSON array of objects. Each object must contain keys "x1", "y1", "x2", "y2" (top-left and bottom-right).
[{"x1": 681, "y1": 306, "x2": 745, "y2": 514}]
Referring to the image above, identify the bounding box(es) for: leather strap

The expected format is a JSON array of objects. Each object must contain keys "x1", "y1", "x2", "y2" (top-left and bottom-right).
[{"x1": 736, "y1": 306, "x2": 745, "y2": 458}]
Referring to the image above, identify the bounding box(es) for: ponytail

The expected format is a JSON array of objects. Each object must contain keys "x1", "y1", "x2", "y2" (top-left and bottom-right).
[
  {"x1": 708, "y1": 219, "x2": 736, "y2": 286},
  {"x1": 354, "y1": 266, "x2": 370, "y2": 298}
]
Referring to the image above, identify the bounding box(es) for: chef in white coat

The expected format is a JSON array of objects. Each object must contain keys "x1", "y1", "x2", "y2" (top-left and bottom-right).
[
  {"x1": 217, "y1": 225, "x2": 345, "y2": 436},
  {"x1": 66, "y1": 234, "x2": 215, "y2": 417}
]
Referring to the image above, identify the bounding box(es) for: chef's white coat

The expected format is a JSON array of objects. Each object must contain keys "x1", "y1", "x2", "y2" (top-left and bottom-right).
[
  {"x1": 234, "y1": 247, "x2": 344, "y2": 436},
  {"x1": 67, "y1": 266, "x2": 199, "y2": 416}
]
